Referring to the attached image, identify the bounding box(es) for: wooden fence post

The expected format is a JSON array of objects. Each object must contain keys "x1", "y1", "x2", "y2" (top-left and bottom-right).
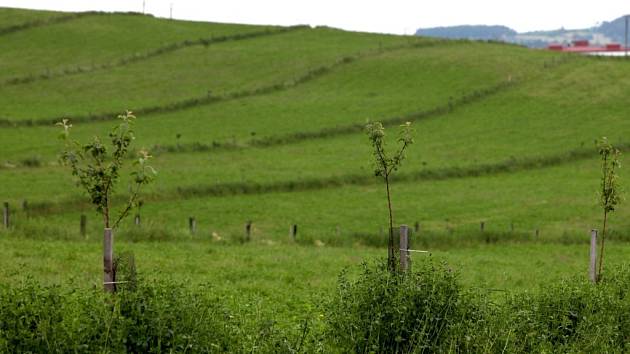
[
  {"x1": 400, "y1": 225, "x2": 410, "y2": 272},
  {"x1": 3, "y1": 202, "x2": 9, "y2": 229},
  {"x1": 189, "y1": 217, "x2": 196, "y2": 234},
  {"x1": 245, "y1": 221, "x2": 252, "y2": 242},
  {"x1": 80, "y1": 214, "x2": 87, "y2": 238},
  {"x1": 480, "y1": 221, "x2": 485, "y2": 232},
  {"x1": 590, "y1": 229, "x2": 598, "y2": 283},
  {"x1": 414, "y1": 221, "x2": 420, "y2": 233},
  {"x1": 290, "y1": 224, "x2": 298, "y2": 240},
  {"x1": 103, "y1": 228, "x2": 115, "y2": 292},
  {"x1": 22, "y1": 200, "x2": 28, "y2": 219}
]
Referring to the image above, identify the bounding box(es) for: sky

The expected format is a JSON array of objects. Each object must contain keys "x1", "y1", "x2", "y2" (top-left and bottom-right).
[{"x1": 1, "y1": 0, "x2": 629, "y2": 35}]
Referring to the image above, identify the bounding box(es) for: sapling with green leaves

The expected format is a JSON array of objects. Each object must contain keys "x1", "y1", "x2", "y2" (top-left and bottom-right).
[
  {"x1": 596, "y1": 137, "x2": 621, "y2": 282},
  {"x1": 58, "y1": 111, "x2": 156, "y2": 228},
  {"x1": 58, "y1": 111, "x2": 156, "y2": 291},
  {"x1": 366, "y1": 121, "x2": 414, "y2": 272}
]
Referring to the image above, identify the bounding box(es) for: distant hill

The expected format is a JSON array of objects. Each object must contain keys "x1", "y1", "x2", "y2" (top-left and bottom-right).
[
  {"x1": 415, "y1": 25, "x2": 516, "y2": 41},
  {"x1": 416, "y1": 15, "x2": 629, "y2": 48}
]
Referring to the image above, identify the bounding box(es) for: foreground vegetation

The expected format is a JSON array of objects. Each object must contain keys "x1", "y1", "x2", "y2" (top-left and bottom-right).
[{"x1": 3, "y1": 250, "x2": 630, "y2": 352}]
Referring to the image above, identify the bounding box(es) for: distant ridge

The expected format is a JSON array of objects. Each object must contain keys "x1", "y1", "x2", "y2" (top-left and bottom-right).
[{"x1": 416, "y1": 15, "x2": 630, "y2": 48}]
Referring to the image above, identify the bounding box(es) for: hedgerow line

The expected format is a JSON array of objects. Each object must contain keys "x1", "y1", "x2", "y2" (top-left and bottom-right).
[
  {"x1": 0, "y1": 11, "x2": 105, "y2": 37},
  {"x1": 0, "y1": 39, "x2": 447, "y2": 128},
  {"x1": 24, "y1": 143, "x2": 626, "y2": 216},
  {"x1": 0, "y1": 79, "x2": 514, "y2": 170},
  {"x1": 0, "y1": 25, "x2": 306, "y2": 88}
]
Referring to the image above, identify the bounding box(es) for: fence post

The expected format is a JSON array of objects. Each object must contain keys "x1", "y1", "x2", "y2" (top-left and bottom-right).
[
  {"x1": 22, "y1": 200, "x2": 28, "y2": 219},
  {"x1": 480, "y1": 221, "x2": 485, "y2": 232},
  {"x1": 414, "y1": 221, "x2": 420, "y2": 233},
  {"x1": 535, "y1": 229, "x2": 539, "y2": 238},
  {"x1": 400, "y1": 225, "x2": 410, "y2": 272},
  {"x1": 3, "y1": 202, "x2": 9, "y2": 229},
  {"x1": 290, "y1": 224, "x2": 298, "y2": 240},
  {"x1": 103, "y1": 228, "x2": 115, "y2": 292},
  {"x1": 189, "y1": 217, "x2": 196, "y2": 234},
  {"x1": 590, "y1": 229, "x2": 598, "y2": 283},
  {"x1": 245, "y1": 221, "x2": 252, "y2": 242},
  {"x1": 80, "y1": 214, "x2": 87, "y2": 238}
]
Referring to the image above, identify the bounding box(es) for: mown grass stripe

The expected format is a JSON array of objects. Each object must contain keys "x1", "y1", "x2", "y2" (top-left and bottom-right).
[
  {"x1": 0, "y1": 39, "x2": 448, "y2": 128},
  {"x1": 150, "y1": 80, "x2": 516, "y2": 155},
  {"x1": 0, "y1": 25, "x2": 306, "y2": 88},
  {"x1": 25, "y1": 143, "x2": 621, "y2": 216}
]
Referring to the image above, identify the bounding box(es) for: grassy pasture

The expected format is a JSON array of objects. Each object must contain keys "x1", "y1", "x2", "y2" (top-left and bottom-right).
[
  {"x1": 3, "y1": 8, "x2": 630, "y2": 351},
  {"x1": 0, "y1": 11, "x2": 270, "y2": 80},
  {"x1": 0, "y1": 7, "x2": 61, "y2": 29}
]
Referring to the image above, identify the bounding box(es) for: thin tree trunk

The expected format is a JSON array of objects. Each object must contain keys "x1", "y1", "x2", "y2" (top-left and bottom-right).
[{"x1": 598, "y1": 210, "x2": 608, "y2": 282}]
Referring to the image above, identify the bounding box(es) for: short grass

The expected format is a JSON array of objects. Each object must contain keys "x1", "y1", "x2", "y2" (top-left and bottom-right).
[
  {"x1": 0, "y1": 11, "x2": 273, "y2": 80},
  {"x1": 0, "y1": 7, "x2": 61, "y2": 29},
  {"x1": 1, "y1": 157, "x2": 622, "y2": 244},
  {"x1": 1, "y1": 236, "x2": 629, "y2": 319}
]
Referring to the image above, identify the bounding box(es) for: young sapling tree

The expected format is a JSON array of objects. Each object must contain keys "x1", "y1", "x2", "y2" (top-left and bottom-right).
[
  {"x1": 58, "y1": 111, "x2": 156, "y2": 291},
  {"x1": 596, "y1": 137, "x2": 621, "y2": 282},
  {"x1": 366, "y1": 121, "x2": 414, "y2": 272}
]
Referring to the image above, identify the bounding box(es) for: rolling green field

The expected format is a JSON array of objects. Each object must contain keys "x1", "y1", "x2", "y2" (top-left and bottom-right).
[{"x1": 2, "y1": 7, "x2": 630, "y2": 352}]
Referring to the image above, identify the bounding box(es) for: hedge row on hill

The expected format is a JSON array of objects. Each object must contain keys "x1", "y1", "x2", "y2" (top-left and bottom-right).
[
  {"x1": 0, "y1": 39, "x2": 444, "y2": 127},
  {"x1": 0, "y1": 11, "x2": 109, "y2": 37},
  {"x1": 0, "y1": 25, "x2": 305, "y2": 88},
  {"x1": 3, "y1": 260, "x2": 630, "y2": 352},
  {"x1": 22, "y1": 141, "x2": 623, "y2": 217}
]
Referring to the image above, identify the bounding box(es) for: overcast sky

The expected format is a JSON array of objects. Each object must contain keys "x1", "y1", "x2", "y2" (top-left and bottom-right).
[{"x1": 1, "y1": 0, "x2": 629, "y2": 34}]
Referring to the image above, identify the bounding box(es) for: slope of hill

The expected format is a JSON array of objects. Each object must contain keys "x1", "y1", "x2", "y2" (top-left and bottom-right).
[{"x1": 1, "y1": 7, "x2": 629, "y2": 242}]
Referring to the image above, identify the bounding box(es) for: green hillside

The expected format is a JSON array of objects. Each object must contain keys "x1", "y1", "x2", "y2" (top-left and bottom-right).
[
  {"x1": 2, "y1": 6, "x2": 629, "y2": 239},
  {"x1": 4, "y1": 8, "x2": 630, "y2": 352}
]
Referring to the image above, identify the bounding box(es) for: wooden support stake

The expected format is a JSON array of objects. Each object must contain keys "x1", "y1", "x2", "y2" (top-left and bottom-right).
[
  {"x1": 189, "y1": 217, "x2": 196, "y2": 234},
  {"x1": 245, "y1": 221, "x2": 252, "y2": 242},
  {"x1": 103, "y1": 228, "x2": 115, "y2": 292},
  {"x1": 22, "y1": 200, "x2": 28, "y2": 219},
  {"x1": 290, "y1": 224, "x2": 298, "y2": 240},
  {"x1": 80, "y1": 214, "x2": 87, "y2": 238},
  {"x1": 590, "y1": 229, "x2": 598, "y2": 283},
  {"x1": 400, "y1": 224, "x2": 410, "y2": 272},
  {"x1": 3, "y1": 202, "x2": 9, "y2": 229}
]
